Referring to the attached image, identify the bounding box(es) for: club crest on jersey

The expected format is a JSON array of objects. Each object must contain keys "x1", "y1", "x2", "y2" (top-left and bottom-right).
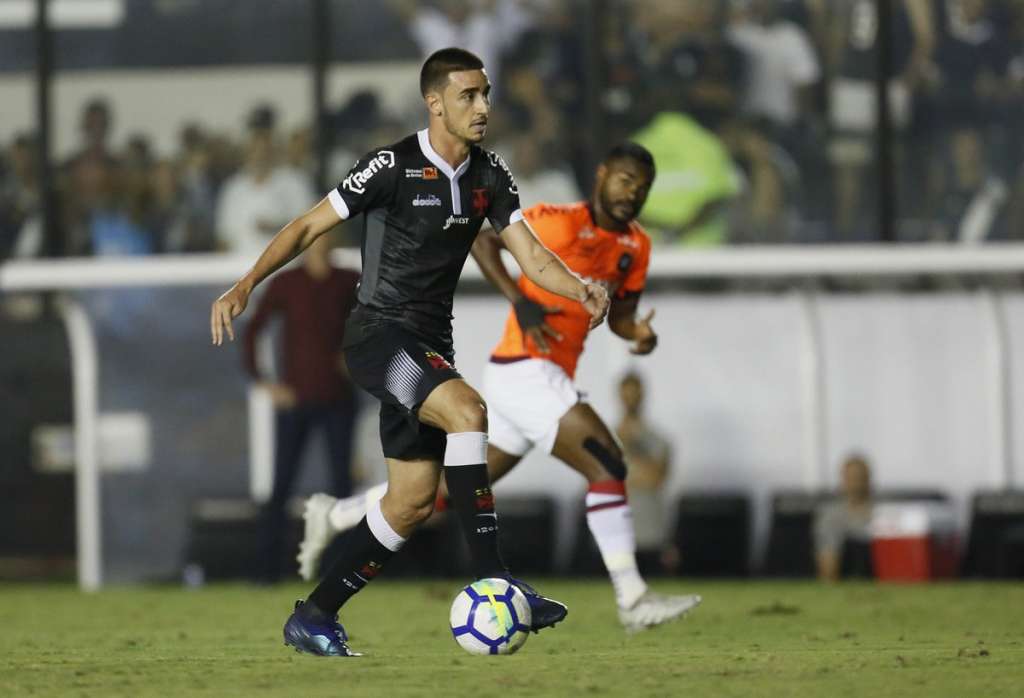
[
  {"x1": 343, "y1": 150, "x2": 395, "y2": 194},
  {"x1": 425, "y1": 351, "x2": 452, "y2": 370},
  {"x1": 578, "y1": 226, "x2": 596, "y2": 239},
  {"x1": 423, "y1": 166, "x2": 439, "y2": 180},
  {"x1": 472, "y1": 188, "x2": 490, "y2": 216},
  {"x1": 618, "y1": 253, "x2": 633, "y2": 273}
]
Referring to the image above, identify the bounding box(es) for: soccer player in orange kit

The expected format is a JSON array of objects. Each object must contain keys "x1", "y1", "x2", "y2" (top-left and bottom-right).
[{"x1": 300, "y1": 143, "x2": 701, "y2": 632}]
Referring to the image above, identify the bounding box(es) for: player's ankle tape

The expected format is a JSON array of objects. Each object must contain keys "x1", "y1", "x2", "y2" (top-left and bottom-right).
[{"x1": 444, "y1": 431, "x2": 488, "y2": 466}]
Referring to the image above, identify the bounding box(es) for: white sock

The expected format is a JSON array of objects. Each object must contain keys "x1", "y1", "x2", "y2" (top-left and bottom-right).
[
  {"x1": 586, "y1": 481, "x2": 648, "y2": 609},
  {"x1": 366, "y1": 497, "x2": 406, "y2": 552},
  {"x1": 328, "y1": 482, "x2": 387, "y2": 531}
]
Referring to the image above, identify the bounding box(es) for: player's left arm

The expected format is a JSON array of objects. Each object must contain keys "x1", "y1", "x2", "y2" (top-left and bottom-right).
[
  {"x1": 608, "y1": 234, "x2": 654, "y2": 354},
  {"x1": 500, "y1": 219, "x2": 608, "y2": 329},
  {"x1": 609, "y1": 294, "x2": 657, "y2": 355},
  {"x1": 486, "y1": 152, "x2": 607, "y2": 327}
]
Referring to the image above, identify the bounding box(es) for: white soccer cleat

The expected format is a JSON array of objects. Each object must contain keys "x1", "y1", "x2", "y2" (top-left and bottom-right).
[
  {"x1": 618, "y1": 591, "x2": 702, "y2": 634},
  {"x1": 296, "y1": 493, "x2": 339, "y2": 582}
]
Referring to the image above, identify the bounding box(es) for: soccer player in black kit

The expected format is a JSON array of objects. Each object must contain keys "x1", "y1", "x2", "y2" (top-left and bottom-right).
[{"x1": 210, "y1": 48, "x2": 609, "y2": 656}]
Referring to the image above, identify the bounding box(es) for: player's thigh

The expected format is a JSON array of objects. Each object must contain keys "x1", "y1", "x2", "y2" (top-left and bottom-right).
[
  {"x1": 551, "y1": 402, "x2": 625, "y2": 482},
  {"x1": 418, "y1": 378, "x2": 487, "y2": 434}
]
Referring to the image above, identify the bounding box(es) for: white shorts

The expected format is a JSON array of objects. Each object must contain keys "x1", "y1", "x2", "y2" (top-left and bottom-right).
[{"x1": 484, "y1": 358, "x2": 581, "y2": 457}]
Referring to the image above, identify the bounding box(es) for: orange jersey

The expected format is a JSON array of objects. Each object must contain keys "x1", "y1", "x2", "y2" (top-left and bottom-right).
[{"x1": 491, "y1": 202, "x2": 652, "y2": 378}]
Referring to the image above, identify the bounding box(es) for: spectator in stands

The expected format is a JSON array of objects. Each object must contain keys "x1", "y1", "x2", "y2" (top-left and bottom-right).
[
  {"x1": 174, "y1": 124, "x2": 218, "y2": 252},
  {"x1": 827, "y1": 0, "x2": 935, "y2": 239},
  {"x1": 719, "y1": 120, "x2": 800, "y2": 243},
  {"x1": 616, "y1": 372, "x2": 679, "y2": 576},
  {"x1": 814, "y1": 453, "x2": 875, "y2": 582},
  {"x1": 631, "y1": 109, "x2": 741, "y2": 245},
  {"x1": 0, "y1": 133, "x2": 42, "y2": 260},
  {"x1": 64, "y1": 97, "x2": 119, "y2": 173},
  {"x1": 930, "y1": 127, "x2": 1009, "y2": 242},
  {"x1": 628, "y1": 0, "x2": 747, "y2": 132},
  {"x1": 502, "y1": 131, "x2": 580, "y2": 207},
  {"x1": 388, "y1": 0, "x2": 536, "y2": 91},
  {"x1": 214, "y1": 105, "x2": 315, "y2": 255},
  {"x1": 242, "y1": 233, "x2": 360, "y2": 583},
  {"x1": 726, "y1": 0, "x2": 822, "y2": 152}
]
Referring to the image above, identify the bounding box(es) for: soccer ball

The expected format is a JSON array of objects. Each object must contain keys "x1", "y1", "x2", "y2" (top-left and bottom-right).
[{"x1": 449, "y1": 578, "x2": 532, "y2": 655}]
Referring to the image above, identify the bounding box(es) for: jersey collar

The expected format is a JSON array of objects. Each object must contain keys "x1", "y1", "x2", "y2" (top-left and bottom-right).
[
  {"x1": 417, "y1": 129, "x2": 471, "y2": 214},
  {"x1": 417, "y1": 129, "x2": 471, "y2": 180}
]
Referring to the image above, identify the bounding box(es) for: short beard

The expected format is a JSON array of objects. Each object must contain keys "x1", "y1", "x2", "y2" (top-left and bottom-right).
[{"x1": 599, "y1": 189, "x2": 630, "y2": 226}]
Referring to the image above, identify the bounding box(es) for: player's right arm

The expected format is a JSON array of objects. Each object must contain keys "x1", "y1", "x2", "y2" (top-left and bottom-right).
[
  {"x1": 210, "y1": 198, "x2": 340, "y2": 345},
  {"x1": 211, "y1": 147, "x2": 398, "y2": 345}
]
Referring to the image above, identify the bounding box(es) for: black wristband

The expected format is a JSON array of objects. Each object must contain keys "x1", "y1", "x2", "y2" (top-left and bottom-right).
[{"x1": 513, "y1": 298, "x2": 547, "y2": 330}]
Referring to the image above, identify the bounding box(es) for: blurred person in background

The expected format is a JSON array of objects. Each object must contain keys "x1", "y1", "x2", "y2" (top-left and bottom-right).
[
  {"x1": 499, "y1": 131, "x2": 581, "y2": 207},
  {"x1": 0, "y1": 134, "x2": 42, "y2": 261},
  {"x1": 173, "y1": 124, "x2": 218, "y2": 252},
  {"x1": 389, "y1": 0, "x2": 537, "y2": 92},
  {"x1": 616, "y1": 371, "x2": 679, "y2": 577},
  {"x1": 630, "y1": 109, "x2": 741, "y2": 245},
  {"x1": 930, "y1": 127, "x2": 1009, "y2": 242},
  {"x1": 814, "y1": 453, "x2": 875, "y2": 582},
  {"x1": 242, "y1": 233, "x2": 361, "y2": 583},
  {"x1": 726, "y1": 0, "x2": 823, "y2": 161},
  {"x1": 64, "y1": 97, "x2": 119, "y2": 173},
  {"x1": 719, "y1": 119, "x2": 801, "y2": 243},
  {"x1": 215, "y1": 105, "x2": 315, "y2": 255},
  {"x1": 827, "y1": 0, "x2": 935, "y2": 240}
]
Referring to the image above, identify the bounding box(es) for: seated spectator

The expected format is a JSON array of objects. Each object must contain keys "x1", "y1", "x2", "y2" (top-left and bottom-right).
[
  {"x1": 215, "y1": 106, "x2": 315, "y2": 255},
  {"x1": 814, "y1": 454, "x2": 875, "y2": 582},
  {"x1": 616, "y1": 372, "x2": 679, "y2": 577}
]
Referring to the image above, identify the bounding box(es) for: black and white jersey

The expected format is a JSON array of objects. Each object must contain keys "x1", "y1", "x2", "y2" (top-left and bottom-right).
[{"x1": 328, "y1": 129, "x2": 522, "y2": 341}]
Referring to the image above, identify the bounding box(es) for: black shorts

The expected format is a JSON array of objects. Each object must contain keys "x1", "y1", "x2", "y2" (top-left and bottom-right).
[{"x1": 343, "y1": 322, "x2": 461, "y2": 461}]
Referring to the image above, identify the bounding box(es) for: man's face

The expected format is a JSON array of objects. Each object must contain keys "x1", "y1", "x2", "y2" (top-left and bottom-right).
[
  {"x1": 597, "y1": 158, "x2": 654, "y2": 225},
  {"x1": 842, "y1": 460, "x2": 871, "y2": 500},
  {"x1": 436, "y1": 69, "x2": 491, "y2": 143},
  {"x1": 619, "y1": 377, "x2": 644, "y2": 412}
]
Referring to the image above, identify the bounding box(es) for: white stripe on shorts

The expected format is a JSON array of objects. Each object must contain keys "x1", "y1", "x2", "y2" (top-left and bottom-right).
[{"x1": 385, "y1": 349, "x2": 424, "y2": 409}]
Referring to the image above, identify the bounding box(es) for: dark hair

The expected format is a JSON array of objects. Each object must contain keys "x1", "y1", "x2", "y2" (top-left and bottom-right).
[
  {"x1": 604, "y1": 142, "x2": 656, "y2": 177},
  {"x1": 420, "y1": 47, "x2": 485, "y2": 97}
]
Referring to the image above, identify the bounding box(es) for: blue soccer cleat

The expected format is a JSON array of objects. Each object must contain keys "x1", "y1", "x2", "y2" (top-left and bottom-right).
[
  {"x1": 506, "y1": 577, "x2": 568, "y2": 632},
  {"x1": 283, "y1": 600, "x2": 361, "y2": 657}
]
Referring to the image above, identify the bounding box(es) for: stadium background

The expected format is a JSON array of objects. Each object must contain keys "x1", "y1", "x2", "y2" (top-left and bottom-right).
[{"x1": 2, "y1": 0, "x2": 1024, "y2": 591}]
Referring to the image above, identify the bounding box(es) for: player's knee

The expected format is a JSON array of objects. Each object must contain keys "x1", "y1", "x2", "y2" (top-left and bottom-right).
[
  {"x1": 583, "y1": 437, "x2": 628, "y2": 481},
  {"x1": 447, "y1": 395, "x2": 488, "y2": 434},
  {"x1": 392, "y1": 496, "x2": 435, "y2": 528}
]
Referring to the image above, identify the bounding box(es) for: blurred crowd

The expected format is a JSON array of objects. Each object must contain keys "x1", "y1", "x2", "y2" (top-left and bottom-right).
[{"x1": 4, "y1": 0, "x2": 1024, "y2": 260}]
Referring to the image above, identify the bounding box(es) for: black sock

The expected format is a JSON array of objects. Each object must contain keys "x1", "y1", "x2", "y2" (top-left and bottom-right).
[
  {"x1": 444, "y1": 463, "x2": 508, "y2": 579},
  {"x1": 306, "y1": 517, "x2": 394, "y2": 616}
]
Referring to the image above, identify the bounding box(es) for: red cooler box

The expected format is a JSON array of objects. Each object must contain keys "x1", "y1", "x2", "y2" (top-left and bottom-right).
[{"x1": 870, "y1": 502, "x2": 959, "y2": 581}]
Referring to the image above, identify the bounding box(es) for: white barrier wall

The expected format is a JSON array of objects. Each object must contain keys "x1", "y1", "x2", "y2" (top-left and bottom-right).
[{"x1": 450, "y1": 292, "x2": 1023, "y2": 562}]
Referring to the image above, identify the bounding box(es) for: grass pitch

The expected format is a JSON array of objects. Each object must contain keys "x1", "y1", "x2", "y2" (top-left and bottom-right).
[{"x1": 1, "y1": 580, "x2": 1022, "y2": 697}]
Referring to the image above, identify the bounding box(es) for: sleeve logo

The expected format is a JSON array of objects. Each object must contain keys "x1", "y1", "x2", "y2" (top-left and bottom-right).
[
  {"x1": 485, "y1": 151, "x2": 519, "y2": 195},
  {"x1": 343, "y1": 150, "x2": 396, "y2": 195}
]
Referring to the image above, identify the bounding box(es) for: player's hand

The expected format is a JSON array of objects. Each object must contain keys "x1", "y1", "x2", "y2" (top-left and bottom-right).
[
  {"x1": 630, "y1": 308, "x2": 658, "y2": 355},
  {"x1": 261, "y1": 382, "x2": 298, "y2": 409},
  {"x1": 210, "y1": 283, "x2": 249, "y2": 345},
  {"x1": 581, "y1": 283, "x2": 609, "y2": 329},
  {"x1": 514, "y1": 297, "x2": 563, "y2": 354}
]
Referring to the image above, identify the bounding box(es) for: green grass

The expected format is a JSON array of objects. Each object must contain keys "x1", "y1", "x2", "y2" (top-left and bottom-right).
[{"x1": 2, "y1": 580, "x2": 1022, "y2": 697}]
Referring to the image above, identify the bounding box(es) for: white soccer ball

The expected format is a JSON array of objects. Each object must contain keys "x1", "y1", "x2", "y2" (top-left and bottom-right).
[{"x1": 449, "y1": 578, "x2": 532, "y2": 655}]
